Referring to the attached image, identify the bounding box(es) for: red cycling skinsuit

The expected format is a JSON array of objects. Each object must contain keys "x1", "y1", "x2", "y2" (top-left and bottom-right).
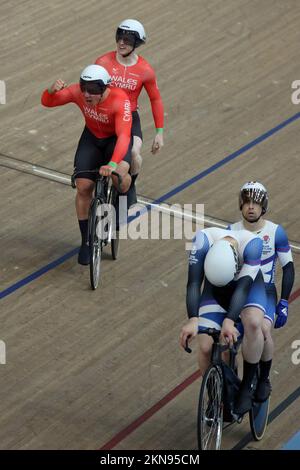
[
  {"x1": 95, "y1": 51, "x2": 164, "y2": 130},
  {"x1": 41, "y1": 84, "x2": 132, "y2": 165}
]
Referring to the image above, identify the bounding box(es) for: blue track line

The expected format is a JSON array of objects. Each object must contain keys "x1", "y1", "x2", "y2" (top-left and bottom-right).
[
  {"x1": 0, "y1": 248, "x2": 79, "y2": 299},
  {"x1": 282, "y1": 431, "x2": 300, "y2": 450},
  {"x1": 153, "y1": 111, "x2": 300, "y2": 203},
  {"x1": 2, "y1": 111, "x2": 300, "y2": 300}
]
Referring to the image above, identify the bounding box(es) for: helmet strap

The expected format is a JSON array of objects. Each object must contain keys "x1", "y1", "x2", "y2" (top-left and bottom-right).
[
  {"x1": 242, "y1": 211, "x2": 262, "y2": 224},
  {"x1": 122, "y1": 47, "x2": 135, "y2": 57}
]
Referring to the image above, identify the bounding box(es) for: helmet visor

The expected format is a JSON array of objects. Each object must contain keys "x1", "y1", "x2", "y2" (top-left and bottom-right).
[
  {"x1": 241, "y1": 188, "x2": 266, "y2": 206},
  {"x1": 116, "y1": 29, "x2": 136, "y2": 46},
  {"x1": 80, "y1": 79, "x2": 106, "y2": 95}
]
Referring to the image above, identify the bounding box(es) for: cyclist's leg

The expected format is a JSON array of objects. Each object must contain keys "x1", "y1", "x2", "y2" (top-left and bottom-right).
[
  {"x1": 115, "y1": 160, "x2": 131, "y2": 193},
  {"x1": 102, "y1": 137, "x2": 134, "y2": 230},
  {"x1": 74, "y1": 127, "x2": 101, "y2": 264},
  {"x1": 261, "y1": 301, "x2": 275, "y2": 362},
  {"x1": 255, "y1": 289, "x2": 276, "y2": 401},
  {"x1": 198, "y1": 335, "x2": 214, "y2": 377},
  {"x1": 131, "y1": 136, "x2": 143, "y2": 174},
  {"x1": 241, "y1": 307, "x2": 264, "y2": 363},
  {"x1": 197, "y1": 279, "x2": 226, "y2": 376},
  {"x1": 130, "y1": 111, "x2": 143, "y2": 177},
  {"x1": 103, "y1": 136, "x2": 132, "y2": 193},
  {"x1": 74, "y1": 127, "x2": 100, "y2": 216},
  {"x1": 234, "y1": 272, "x2": 266, "y2": 414}
]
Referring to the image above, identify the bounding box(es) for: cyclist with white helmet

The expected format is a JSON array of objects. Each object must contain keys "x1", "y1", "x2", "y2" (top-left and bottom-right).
[
  {"x1": 228, "y1": 181, "x2": 295, "y2": 402},
  {"x1": 95, "y1": 19, "x2": 164, "y2": 199},
  {"x1": 179, "y1": 226, "x2": 267, "y2": 415},
  {"x1": 41, "y1": 64, "x2": 133, "y2": 265}
]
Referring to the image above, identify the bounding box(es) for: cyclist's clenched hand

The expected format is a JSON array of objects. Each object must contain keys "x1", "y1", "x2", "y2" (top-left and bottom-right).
[
  {"x1": 48, "y1": 79, "x2": 67, "y2": 94},
  {"x1": 180, "y1": 317, "x2": 198, "y2": 349},
  {"x1": 220, "y1": 318, "x2": 239, "y2": 347}
]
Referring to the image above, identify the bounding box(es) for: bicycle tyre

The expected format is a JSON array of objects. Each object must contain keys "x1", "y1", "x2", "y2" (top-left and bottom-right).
[
  {"x1": 89, "y1": 198, "x2": 103, "y2": 290},
  {"x1": 111, "y1": 231, "x2": 120, "y2": 260},
  {"x1": 249, "y1": 397, "x2": 270, "y2": 441},
  {"x1": 110, "y1": 186, "x2": 120, "y2": 260},
  {"x1": 197, "y1": 365, "x2": 224, "y2": 450}
]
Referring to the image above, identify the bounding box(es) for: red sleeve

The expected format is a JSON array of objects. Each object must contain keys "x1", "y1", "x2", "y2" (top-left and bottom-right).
[
  {"x1": 143, "y1": 67, "x2": 164, "y2": 129},
  {"x1": 95, "y1": 53, "x2": 112, "y2": 68},
  {"x1": 110, "y1": 98, "x2": 132, "y2": 164},
  {"x1": 41, "y1": 87, "x2": 75, "y2": 107},
  {"x1": 95, "y1": 55, "x2": 105, "y2": 66}
]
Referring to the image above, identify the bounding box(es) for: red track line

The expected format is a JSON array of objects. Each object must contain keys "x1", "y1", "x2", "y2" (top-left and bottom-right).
[
  {"x1": 289, "y1": 287, "x2": 300, "y2": 303},
  {"x1": 100, "y1": 370, "x2": 201, "y2": 450},
  {"x1": 99, "y1": 287, "x2": 300, "y2": 450}
]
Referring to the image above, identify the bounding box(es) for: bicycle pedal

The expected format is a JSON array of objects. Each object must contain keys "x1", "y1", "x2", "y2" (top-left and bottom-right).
[{"x1": 231, "y1": 412, "x2": 243, "y2": 423}]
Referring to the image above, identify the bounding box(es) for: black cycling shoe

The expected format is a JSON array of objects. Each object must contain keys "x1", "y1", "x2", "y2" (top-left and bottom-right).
[
  {"x1": 234, "y1": 387, "x2": 253, "y2": 416},
  {"x1": 254, "y1": 378, "x2": 272, "y2": 402},
  {"x1": 78, "y1": 243, "x2": 90, "y2": 265}
]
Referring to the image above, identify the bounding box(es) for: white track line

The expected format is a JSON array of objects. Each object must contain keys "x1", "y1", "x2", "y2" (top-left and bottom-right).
[{"x1": 1, "y1": 155, "x2": 299, "y2": 253}]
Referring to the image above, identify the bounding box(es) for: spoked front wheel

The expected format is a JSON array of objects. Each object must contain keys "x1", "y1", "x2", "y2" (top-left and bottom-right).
[
  {"x1": 198, "y1": 365, "x2": 224, "y2": 450},
  {"x1": 249, "y1": 397, "x2": 270, "y2": 441},
  {"x1": 89, "y1": 199, "x2": 103, "y2": 290}
]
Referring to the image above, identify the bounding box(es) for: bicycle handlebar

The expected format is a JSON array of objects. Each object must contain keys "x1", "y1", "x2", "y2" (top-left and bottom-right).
[
  {"x1": 184, "y1": 327, "x2": 242, "y2": 354},
  {"x1": 110, "y1": 171, "x2": 123, "y2": 193},
  {"x1": 71, "y1": 169, "x2": 123, "y2": 190},
  {"x1": 184, "y1": 339, "x2": 192, "y2": 354}
]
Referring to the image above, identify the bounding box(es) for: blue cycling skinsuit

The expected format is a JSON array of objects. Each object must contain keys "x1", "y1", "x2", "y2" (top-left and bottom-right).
[
  {"x1": 228, "y1": 221, "x2": 293, "y2": 323},
  {"x1": 186, "y1": 227, "x2": 267, "y2": 332}
]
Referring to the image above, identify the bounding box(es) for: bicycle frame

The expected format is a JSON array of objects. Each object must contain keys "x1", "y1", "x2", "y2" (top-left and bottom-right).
[
  {"x1": 71, "y1": 169, "x2": 122, "y2": 289},
  {"x1": 186, "y1": 327, "x2": 269, "y2": 449}
]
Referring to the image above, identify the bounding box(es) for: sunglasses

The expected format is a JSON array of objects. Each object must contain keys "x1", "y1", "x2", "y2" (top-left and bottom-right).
[
  {"x1": 116, "y1": 32, "x2": 136, "y2": 46},
  {"x1": 80, "y1": 79, "x2": 106, "y2": 95}
]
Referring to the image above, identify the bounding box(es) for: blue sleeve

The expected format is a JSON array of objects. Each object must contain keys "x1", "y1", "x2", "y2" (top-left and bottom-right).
[
  {"x1": 239, "y1": 238, "x2": 263, "y2": 280},
  {"x1": 274, "y1": 226, "x2": 294, "y2": 298},
  {"x1": 243, "y1": 237, "x2": 263, "y2": 263},
  {"x1": 188, "y1": 231, "x2": 210, "y2": 267},
  {"x1": 186, "y1": 232, "x2": 209, "y2": 318},
  {"x1": 275, "y1": 225, "x2": 293, "y2": 268},
  {"x1": 275, "y1": 225, "x2": 290, "y2": 253}
]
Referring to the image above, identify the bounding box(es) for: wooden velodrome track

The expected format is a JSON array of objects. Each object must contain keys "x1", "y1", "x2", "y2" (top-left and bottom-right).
[{"x1": 1, "y1": 0, "x2": 300, "y2": 450}]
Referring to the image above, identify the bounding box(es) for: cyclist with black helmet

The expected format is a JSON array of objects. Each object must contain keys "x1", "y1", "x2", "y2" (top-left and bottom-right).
[
  {"x1": 228, "y1": 181, "x2": 295, "y2": 402},
  {"x1": 41, "y1": 64, "x2": 133, "y2": 265},
  {"x1": 180, "y1": 226, "x2": 268, "y2": 415},
  {"x1": 95, "y1": 19, "x2": 164, "y2": 199}
]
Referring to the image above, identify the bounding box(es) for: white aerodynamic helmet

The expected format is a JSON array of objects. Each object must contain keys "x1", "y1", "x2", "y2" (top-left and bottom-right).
[
  {"x1": 80, "y1": 64, "x2": 111, "y2": 84},
  {"x1": 79, "y1": 65, "x2": 111, "y2": 95},
  {"x1": 239, "y1": 181, "x2": 268, "y2": 214},
  {"x1": 204, "y1": 240, "x2": 239, "y2": 287},
  {"x1": 116, "y1": 19, "x2": 146, "y2": 47}
]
